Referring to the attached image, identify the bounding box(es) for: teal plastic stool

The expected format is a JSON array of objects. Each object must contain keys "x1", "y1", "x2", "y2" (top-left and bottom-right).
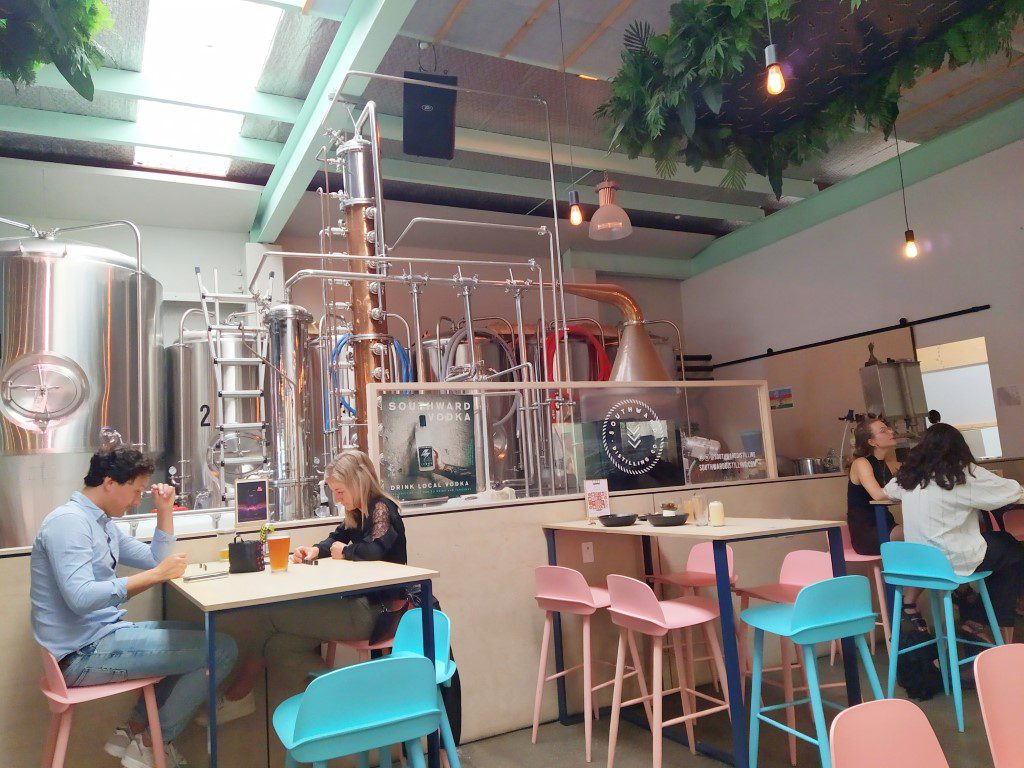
[
  {"x1": 273, "y1": 654, "x2": 440, "y2": 768},
  {"x1": 881, "y1": 541, "x2": 1003, "y2": 732},
  {"x1": 743, "y1": 575, "x2": 884, "y2": 768},
  {"x1": 390, "y1": 608, "x2": 461, "y2": 768}
]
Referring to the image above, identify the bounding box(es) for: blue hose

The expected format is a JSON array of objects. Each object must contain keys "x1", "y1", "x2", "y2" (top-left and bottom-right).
[{"x1": 328, "y1": 334, "x2": 413, "y2": 420}]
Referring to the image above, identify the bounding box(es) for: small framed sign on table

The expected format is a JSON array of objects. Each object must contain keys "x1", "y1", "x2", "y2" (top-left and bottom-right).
[{"x1": 584, "y1": 478, "x2": 610, "y2": 519}]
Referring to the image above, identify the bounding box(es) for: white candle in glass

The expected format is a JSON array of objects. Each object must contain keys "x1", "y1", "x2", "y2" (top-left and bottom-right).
[{"x1": 709, "y1": 501, "x2": 725, "y2": 526}]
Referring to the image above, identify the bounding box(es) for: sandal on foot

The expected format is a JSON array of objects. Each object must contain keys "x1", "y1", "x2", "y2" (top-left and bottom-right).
[
  {"x1": 901, "y1": 604, "x2": 929, "y2": 633},
  {"x1": 960, "y1": 620, "x2": 994, "y2": 645}
]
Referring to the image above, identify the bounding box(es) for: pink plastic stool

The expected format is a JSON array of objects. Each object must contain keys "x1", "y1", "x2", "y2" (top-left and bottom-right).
[
  {"x1": 606, "y1": 574, "x2": 729, "y2": 768},
  {"x1": 975, "y1": 644, "x2": 1024, "y2": 768},
  {"x1": 532, "y1": 565, "x2": 638, "y2": 763},
  {"x1": 651, "y1": 542, "x2": 738, "y2": 694},
  {"x1": 322, "y1": 637, "x2": 394, "y2": 666},
  {"x1": 735, "y1": 549, "x2": 834, "y2": 766},
  {"x1": 38, "y1": 647, "x2": 166, "y2": 768},
  {"x1": 828, "y1": 526, "x2": 892, "y2": 660},
  {"x1": 829, "y1": 698, "x2": 949, "y2": 768}
]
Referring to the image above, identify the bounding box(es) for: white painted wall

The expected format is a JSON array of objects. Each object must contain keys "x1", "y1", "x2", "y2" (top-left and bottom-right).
[{"x1": 680, "y1": 137, "x2": 1024, "y2": 455}]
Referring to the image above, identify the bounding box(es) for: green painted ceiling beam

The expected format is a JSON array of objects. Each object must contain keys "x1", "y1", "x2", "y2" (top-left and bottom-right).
[
  {"x1": 564, "y1": 250, "x2": 695, "y2": 280},
  {"x1": 250, "y1": 0, "x2": 416, "y2": 243},
  {"x1": 372, "y1": 113, "x2": 819, "y2": 199},
  {"x1": 243, "y1": 0, "x2": 347, "y2": 20},
  {"x1": 0, "y1": 104, "x2": 281, "y2": 163},
  {"x1": 31, "y1": 65, "x2": 302, "y2": 123},
  {"x1": 688, "y1": 96, "x2": 1024, "y2": 276},
  {"x1": 384, "y1": 158, "x2": 763, "y2": 223}
]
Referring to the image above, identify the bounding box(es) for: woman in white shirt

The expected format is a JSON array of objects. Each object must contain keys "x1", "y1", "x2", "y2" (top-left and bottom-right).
[{"x1": 885, "y1": 423, "x2": 1024, "y2": 639}]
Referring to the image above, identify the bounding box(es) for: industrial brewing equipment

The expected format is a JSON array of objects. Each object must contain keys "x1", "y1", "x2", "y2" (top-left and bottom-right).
[
  {"x1": 167, "y1": 322, "x2": 264, "y2": 508},
  {"x1": 0, "y1": 218, "x2": 163, "y2": 548}
]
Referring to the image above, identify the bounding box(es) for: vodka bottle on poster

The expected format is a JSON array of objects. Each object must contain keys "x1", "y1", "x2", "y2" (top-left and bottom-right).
[{"x1": 416, "y1": 414, "x2": 435, "y2": 472}]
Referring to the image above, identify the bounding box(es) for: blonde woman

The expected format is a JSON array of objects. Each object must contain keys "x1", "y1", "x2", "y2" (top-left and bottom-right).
[{"x1": 202, "y1": 450, "x2": 409, "y2": 724}]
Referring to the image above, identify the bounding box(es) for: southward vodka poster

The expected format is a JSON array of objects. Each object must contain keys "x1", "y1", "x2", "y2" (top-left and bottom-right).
[{"x1": 379, "y1": 394, "x2": 478, "y2": 500}]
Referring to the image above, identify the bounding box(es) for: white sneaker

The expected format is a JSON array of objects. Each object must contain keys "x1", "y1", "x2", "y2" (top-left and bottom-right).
[
  {"x1": 120, "y1": 735, "x2": 189, "y2": 768},
  {"x1": 103, "y1": 724, "x2": 133, "y2": 758},
  {"x1": 194, "y1": 691, "x2": 255, "y2": 727}
]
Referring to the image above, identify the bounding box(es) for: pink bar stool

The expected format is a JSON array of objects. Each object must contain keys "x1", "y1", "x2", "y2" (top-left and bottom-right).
[
  {"x1": 829, "y1": 699, "x2": 950, "y2": 768},
  {"x1": 828, "y1": 527, "x2": 891, "y2": 662},
  {"x1": 975, "y1": 644, "x2": 1024, "y2": 768},
  {"x1": 651, "y1": 542, "x2": 738, "y2": 694},
  {"x1": 533, "y1": 565, "x2": 644, "y2": 763},
  {"x1": 735, "y1": 550, "x2": 833, "y2": 766},
  {"x1": 38, "y1": 647, "x2": 166, "y2": 768},
  {"x1": 606, "y1": 574, "x2": 730, "y2": 768}
]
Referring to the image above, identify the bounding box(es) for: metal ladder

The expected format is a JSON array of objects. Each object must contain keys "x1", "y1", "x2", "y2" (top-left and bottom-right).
[{"x1": 195, "y1": 268, "x2": 269, "y2": 501}]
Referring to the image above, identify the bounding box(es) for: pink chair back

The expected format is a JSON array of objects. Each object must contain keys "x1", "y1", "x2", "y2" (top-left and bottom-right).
[
  {"x1": 830, "y1": 699, "x2": 949, "y2": 768},
  {"x1": 606, "y1": 574, "x2": 667, "y2": 635},
  {"x1": 686, "y1": 542, "x2": 734, "y2": 578},
  {"x1": 1002, "y1": 509, "x2": 1024, "y2": 540},
  {"x1": 975, "y1": 644, "x2": 1024, "y2": 768},
  {"x1": 39, "y1": 647, "x2": 69, "y2": 698},
  {"x1": 778, "y1": 550, "x2": 834, "y2": 588},
  {"x1": 535, "y1": 566, "x2": 600, "y2": 614}
]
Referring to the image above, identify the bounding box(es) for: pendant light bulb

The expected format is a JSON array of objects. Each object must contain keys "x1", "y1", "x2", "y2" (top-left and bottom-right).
[
  {"x1": 568, "y1": 189, "x2": 584, "y2": 226},
  {"x1": 903, "y1": 229, "x2": 918, "y2": 259},
  {"x1": 765, "y1": 44, "x2": 785, "y2": 95}
]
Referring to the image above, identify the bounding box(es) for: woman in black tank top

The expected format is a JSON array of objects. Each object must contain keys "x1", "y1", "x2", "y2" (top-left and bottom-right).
[{"x1": 847, "y1": 418, "x2": 925, "y2": 629}]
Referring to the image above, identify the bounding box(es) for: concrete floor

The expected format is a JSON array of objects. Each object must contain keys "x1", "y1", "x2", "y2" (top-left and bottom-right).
[{"x1": 456, "y1": 651, "x2": 997, "y2": 768}]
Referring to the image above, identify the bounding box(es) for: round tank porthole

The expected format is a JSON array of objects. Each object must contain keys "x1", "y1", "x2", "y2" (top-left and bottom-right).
[{"x1": 0, "y1": 354, "x2": 89, "y2": 431}]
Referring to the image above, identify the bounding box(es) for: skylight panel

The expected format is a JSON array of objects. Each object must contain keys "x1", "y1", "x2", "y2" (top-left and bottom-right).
[{"x1": 133, "y1": 0, "x2": 282, "y2": 174}]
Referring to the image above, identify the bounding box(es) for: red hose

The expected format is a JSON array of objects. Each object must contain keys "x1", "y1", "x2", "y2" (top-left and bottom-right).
[{"x1": 544, "y1": 326, "x2": 612, "y2": 381}]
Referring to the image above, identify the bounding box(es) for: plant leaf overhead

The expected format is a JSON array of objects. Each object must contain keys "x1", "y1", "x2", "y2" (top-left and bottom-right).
[
  {"x1": 0, "y1": 0, "x2": 112, "y2": 101},
  {"x1": 597, "y1": 0, "x2": 1024, "y2": 198}
]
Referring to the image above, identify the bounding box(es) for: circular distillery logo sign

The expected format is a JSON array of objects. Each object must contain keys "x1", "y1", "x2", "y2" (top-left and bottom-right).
[{"x1": 601, "y1": 398, "x2": 667, "y2": 475}]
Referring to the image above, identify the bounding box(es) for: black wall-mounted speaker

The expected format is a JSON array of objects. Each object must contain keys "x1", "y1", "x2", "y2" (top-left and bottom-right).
[{"x1": 403, "y1": 70, "x2": 457, "y2": 160}]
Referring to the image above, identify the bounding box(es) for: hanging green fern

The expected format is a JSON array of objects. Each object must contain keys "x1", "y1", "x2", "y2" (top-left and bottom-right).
[
  {"x1": 0, "y1": 0, "x2": 112, "y2": 101},
  {"x1": 597, "y1": 0, "x2": 1024, "y2": 198}
]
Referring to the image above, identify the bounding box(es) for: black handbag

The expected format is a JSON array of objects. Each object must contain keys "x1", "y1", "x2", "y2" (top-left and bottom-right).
[{"x1": 228, "y1": 535, "x2": 265, "y2": 573}]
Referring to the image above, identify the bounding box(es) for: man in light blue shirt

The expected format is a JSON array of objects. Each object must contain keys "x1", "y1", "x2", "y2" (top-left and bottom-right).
[{"x1": 31, "y1": 448, "x2": 237, "y2": 768}]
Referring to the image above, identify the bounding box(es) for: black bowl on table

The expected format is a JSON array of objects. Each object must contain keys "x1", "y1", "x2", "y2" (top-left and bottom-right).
[
  {"x1": 598, "y1": 514, "x2": 638, "y2": 527},
  {"x1": 648, "y1": 513, "x2": 689, "y2": 527}
]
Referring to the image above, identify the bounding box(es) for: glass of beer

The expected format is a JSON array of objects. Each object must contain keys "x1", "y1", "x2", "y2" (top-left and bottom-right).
[{"x1": 267, "y1": 533, "x2": 290, "y2": 573}]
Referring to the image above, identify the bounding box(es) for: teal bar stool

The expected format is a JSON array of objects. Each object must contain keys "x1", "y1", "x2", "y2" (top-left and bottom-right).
[
  {"x1": 390, "y1": 608, "x2": 461, "y2": 768},
  {"x1": 743, "y1": 575, "x2": 884, "y2": 768},
  {"x1": 273, "y1": 654, "x2": 440, "y2": 768},
  {"x1": 881, "y1": 541, "x2": 1002, "y2": 732}
]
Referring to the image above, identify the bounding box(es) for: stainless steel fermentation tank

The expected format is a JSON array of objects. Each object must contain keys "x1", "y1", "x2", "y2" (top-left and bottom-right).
[
  {"x1": 167, "y1": 330, "x2": 263, "y2": 508},
  {"x1": 0, "y1": 236, "x2": 163, "y2": 548},
  {"x1": 265, "y1": 304, "x2": 320, "y2": 520}
]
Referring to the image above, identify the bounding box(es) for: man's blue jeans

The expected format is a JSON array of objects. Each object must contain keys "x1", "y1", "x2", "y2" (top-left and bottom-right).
[{"x1": 62, "y1": 621, "x2": 238, "y2": 742}]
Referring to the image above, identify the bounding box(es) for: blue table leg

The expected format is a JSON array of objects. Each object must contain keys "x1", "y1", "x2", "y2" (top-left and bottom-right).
[
  {"x1": 873, "y1": 503, "x2": 896, "y2": 620},
  {"x1": 544, "y1": 528, "x2": 571, "y2": 724},
  {"x1": 826, "y1": 526, "x2": 863, "y2": 706},
  {"x1": 713, "y1": 540, "x2": 749, "y2": 768},
  {"x1": 420, "y1": 579, "x2": 440, "y2": 768},
  {"x1": 205, "y1": 611, "x2": 218, "y2": 768}
]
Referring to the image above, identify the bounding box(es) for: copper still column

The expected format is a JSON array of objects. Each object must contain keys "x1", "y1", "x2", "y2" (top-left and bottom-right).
[{"x1": 337, "y1": 136, "x2": 390, "y2": 449}]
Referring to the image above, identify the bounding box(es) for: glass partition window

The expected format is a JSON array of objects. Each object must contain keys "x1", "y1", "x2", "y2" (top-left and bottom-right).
[{"x1": 368, "y1": 381, "x2": 776, "y2": 506}]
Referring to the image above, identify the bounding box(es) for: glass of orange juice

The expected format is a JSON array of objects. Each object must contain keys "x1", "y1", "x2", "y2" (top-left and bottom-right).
[{"x1": 267, "y1": 533, "x2": 290, "y2": 573}]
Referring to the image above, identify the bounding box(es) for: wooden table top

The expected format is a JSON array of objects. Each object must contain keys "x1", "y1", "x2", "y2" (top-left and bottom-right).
[
  {"x1": 543, "y1": 516, "x2": 845, "y2": 541},
  {"x1": 169, "y1": 558, "x2": 438, "y2": 612}
]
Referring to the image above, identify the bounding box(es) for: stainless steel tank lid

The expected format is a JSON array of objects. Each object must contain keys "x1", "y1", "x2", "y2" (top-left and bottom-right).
[
  {"x1": 266, "y1": 304, "x2": 313, "y2": 323},
  {"x1": 336, "y1": 135, "x2": 371, "y2": 155},
  {"x1": 0, "y1": 236, "x2": 149, "y2": 274}
]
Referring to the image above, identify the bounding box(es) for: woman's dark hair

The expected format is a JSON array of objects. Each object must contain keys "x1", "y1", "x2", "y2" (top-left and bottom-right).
[
  {"x1": 83, "y1": 447, "x2": 155, "y2": 487},
  {"x1": 895, "y1": 423, "x2": 977, "y2": 491}
]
